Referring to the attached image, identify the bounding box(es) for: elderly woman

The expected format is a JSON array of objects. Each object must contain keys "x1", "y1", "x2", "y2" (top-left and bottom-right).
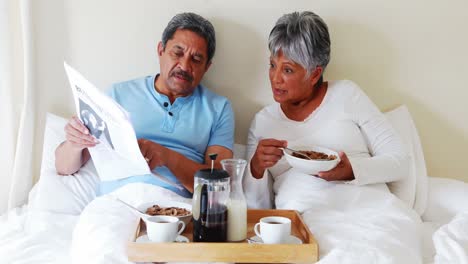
[
  {"x1": 244, "y1": 11, "x2": 410, "y2": 208},
  {"x1": 243, "y1": 12, "x2": 422, "y2": 262}
]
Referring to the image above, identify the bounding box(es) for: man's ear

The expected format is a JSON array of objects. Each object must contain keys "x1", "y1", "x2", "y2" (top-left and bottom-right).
[
  {"x1": 204, "y1": 60, "x2": 212, "y2": 72},
  {"x1": 157, "y1": 41, "x2": 164, "y2": 57}
]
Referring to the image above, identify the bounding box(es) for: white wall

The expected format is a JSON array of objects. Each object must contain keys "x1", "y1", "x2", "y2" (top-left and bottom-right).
[{"x1": 33, "y1": 0, "x2": 468, "y2": 182}]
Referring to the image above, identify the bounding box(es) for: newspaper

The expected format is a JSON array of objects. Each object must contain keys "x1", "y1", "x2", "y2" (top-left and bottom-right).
[{"x1": 63, "y1": 62, "x2": 183, "y2": 189}]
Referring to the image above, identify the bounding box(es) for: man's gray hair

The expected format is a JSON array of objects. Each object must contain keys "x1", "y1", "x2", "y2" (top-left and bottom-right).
[
  {"x1": 162, "y1": 12, "x2": 216, "y2": 63},
  {"x1": 268, "y1": 11, "x2": 330, "y2": 77}
]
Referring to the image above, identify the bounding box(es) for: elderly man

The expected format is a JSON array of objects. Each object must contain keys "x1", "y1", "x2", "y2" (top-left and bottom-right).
[
  {"x1": 55, "y1": 13, "x2": 234, "y2": 263},
  {"x1": 55, "y1": 12, "x2": 234, "y2": 197}
]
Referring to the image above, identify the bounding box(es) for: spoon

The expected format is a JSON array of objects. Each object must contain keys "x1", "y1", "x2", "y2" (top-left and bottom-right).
[
  {"x1": 282, "y1": 147, "x2": 312, "y2": 160},
  {"x1": 113, "y1": 197, "x2": 149, "y2": 220}
]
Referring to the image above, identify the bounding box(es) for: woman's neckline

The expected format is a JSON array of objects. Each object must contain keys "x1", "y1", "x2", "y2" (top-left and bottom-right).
[{"x1": 278, "y1": 81, "x2": 331, "y2": 123}]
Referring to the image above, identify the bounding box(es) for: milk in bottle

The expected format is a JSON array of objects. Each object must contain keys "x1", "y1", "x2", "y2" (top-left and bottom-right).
[{"x1": 221, "y1": 159, "x2": 248, "y2": 242}]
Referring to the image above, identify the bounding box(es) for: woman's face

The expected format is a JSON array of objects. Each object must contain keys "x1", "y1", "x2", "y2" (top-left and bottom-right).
[{"x1": 269, "y1": 50, "x2": 321, "y2": 105}]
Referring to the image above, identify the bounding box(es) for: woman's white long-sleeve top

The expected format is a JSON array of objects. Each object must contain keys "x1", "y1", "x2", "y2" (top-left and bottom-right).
[{"x1": 243, "y1": 80, "x2": 410, "y2": 209}]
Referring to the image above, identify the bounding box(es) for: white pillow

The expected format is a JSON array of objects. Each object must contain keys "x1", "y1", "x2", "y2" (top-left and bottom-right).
[
  {"x1": 29, "y1": 113, "x2": 99, "y2": 215},
  {"x1": 384, "y1": 105, "x2": 428, "y2": 215}
]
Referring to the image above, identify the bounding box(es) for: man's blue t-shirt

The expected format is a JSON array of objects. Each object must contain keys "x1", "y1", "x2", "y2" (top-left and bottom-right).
[{"x1": 99, "y1": 75, "x2": 234, "y2": 197}]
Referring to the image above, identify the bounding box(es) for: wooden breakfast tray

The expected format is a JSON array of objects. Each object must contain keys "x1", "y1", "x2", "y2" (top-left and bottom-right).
[{"x1": 127, "y1": 209, "x2": 318, "y2": 263}]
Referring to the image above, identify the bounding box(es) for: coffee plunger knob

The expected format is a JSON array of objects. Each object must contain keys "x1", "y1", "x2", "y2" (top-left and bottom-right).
[{"x1": 209, "y1": 153, "x2": 218, "y2": 161}]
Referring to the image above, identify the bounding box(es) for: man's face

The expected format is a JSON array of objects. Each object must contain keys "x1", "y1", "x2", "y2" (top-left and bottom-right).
[{"x1": 157, "y1": 29, "x2": 211, "y2": 97}]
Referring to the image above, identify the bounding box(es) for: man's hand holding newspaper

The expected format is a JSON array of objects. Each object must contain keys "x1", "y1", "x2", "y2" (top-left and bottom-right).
[{"x1": 64, "y1": 62, "x2": 183, "y2": 190}]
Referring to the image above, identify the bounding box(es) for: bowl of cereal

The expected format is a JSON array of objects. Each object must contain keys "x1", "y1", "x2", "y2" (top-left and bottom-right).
[
  {"x1": 138, "y1": 200, "x2": 192, "y2": 225},
  {"x1": 283, "y1": 146, "x2": 340, "y2": 175}
]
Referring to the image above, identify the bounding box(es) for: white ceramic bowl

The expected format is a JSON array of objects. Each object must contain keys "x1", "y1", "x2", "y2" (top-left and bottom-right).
[
  {"x1": 283, "y1": 146, "x2": 340, "y2": 175},
  {"x1": 137, "y1": 200, "x2": 192, "y2": 225}
]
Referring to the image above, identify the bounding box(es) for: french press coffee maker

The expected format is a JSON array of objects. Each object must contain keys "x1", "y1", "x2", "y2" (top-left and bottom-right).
[{"x1": 192, "y1": 155, "x2": 230, "y2": 242}]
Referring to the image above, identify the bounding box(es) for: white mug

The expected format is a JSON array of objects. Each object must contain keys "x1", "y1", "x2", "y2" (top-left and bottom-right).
[
  {"x1": 254, "y1": 216, "x2": 291, "y2": 244},
  {"x1": 145, "y1": 215, "x2": 185, "y2": 243}
]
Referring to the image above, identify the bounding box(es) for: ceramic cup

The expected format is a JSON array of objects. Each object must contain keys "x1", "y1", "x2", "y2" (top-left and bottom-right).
[
  {"x1": 254, "y1": 216, "x2": 291, "y2": 244},
  {"x1": 145, "y1": 215, "x2": 185, "y2": 243}
]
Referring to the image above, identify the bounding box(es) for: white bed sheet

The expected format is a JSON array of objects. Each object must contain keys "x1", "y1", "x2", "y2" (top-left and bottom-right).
[
  {"x1": 1, "y1": 177, "x2": 467, "y2": 264},
  {"x1": 432, "y1": 211, "x2": 468, "y2": 264},
  {"x1": 0, "y1": 207, "x2": 77, "y2": 264}
]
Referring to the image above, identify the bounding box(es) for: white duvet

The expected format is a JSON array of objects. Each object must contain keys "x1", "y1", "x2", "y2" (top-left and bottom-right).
[
  {"x1": 274, "y1": 170, "x2": 423, "y2": 264},
  {"x1": 0, "y1": 207, "x2": 76, "y2": 264},
  {"x1": 433, "y1": 211, "x2": 468, "y2": 264},
  {"x1": 1, "y1": 180, "x2": 468, "y2": 264}
]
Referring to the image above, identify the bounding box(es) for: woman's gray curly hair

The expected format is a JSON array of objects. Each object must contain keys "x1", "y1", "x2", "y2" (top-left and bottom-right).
[{"x1": 268, "y1": 11, "x2": 331, "y2": 84}]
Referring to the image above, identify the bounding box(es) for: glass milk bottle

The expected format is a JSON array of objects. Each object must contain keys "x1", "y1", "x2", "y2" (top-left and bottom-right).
[{"x1": 221, "y1": 159, "x2": 247, "y2": 242}]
